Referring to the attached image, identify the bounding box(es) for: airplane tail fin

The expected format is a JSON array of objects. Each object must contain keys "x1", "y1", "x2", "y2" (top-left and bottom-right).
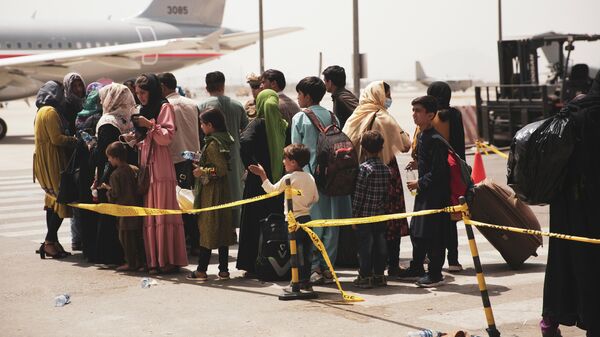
[
  {"x1": 415, "y1": 61, "x2": 427, "y2": 81},
  {"x1": 133, "y1": 0, "x2": 226, "y2": 27}
]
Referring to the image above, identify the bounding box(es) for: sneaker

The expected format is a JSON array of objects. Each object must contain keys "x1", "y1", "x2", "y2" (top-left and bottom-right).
[
  {"x1": 396, "y1": 268, "x2": 425, "y2": 281},
  {"x1": 415, "y1": 275, "x2": 445, "y2": 288},
  {"x1": 310, "y1": 271, "x2": 324, "y2": 285},
  {"x1": 186, "y1": 270, "x2": 208, "y2": 281},
  {"x1": 373, "y1": 274, "x2": 387, "y2": 287},
  {"x1": 353, "y1": 275, "x2": 373, "y2": 289},
  {"x1": 322, "y1": 269, "x2": 335, "y2": 284},
  {"x1": 447, "y1": 264, "x2": 463, "y2": 273},
  {"x1": 218, "y1": 271, "x2": 230, "y2": 280}
]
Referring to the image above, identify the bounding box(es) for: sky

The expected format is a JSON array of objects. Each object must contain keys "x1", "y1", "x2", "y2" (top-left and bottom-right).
[{"x1": 3, "y1": 0, "x2": 600, "y2": 86}]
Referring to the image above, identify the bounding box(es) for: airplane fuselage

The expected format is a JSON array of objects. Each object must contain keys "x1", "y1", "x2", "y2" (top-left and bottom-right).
[{"x1": 0, "y1": 19, "x2": 230, "y2": 100}]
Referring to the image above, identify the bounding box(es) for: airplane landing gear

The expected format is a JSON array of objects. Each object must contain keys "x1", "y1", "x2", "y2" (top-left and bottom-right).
[{"x1": 0, "y1": 118, "x2": 7, "y2": 140}]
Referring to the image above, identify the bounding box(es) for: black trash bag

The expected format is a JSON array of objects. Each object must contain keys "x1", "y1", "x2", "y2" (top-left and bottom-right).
[{"x1": 507, "y1": 112, "x2": 574, "y2": 205}]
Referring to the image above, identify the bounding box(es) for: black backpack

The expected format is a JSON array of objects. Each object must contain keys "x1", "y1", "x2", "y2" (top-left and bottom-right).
[
  {"x1": 255, "y1": 214, "x2": 291, "y2": 281},
  {"x1": 303, "y1": 108, "x2": 358, "y2": 196}
]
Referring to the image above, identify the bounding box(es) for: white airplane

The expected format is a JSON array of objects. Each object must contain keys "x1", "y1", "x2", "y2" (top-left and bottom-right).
[
  {"x1": 415, "y1": 61, "x2": 474, "y2": 92},
  {"x1": 0, "y1": 0, "x2": 300, "y2": 139}
]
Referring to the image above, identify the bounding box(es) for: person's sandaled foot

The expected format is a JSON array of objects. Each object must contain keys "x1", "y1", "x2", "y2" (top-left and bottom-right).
[
  {"x1": 218, "y1": 271, "x2": 230, "y2": 280},
  {"x1": 116, "y1": 264, "x2": 131, "y2": 272},
  {"x1": 186, "y1": 271, "x2": 208, "y2": 281}
]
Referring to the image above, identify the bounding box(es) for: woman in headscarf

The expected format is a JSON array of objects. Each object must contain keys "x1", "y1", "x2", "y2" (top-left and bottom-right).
[
  {"x1": 343, "y1": 81, "x2": 411, "y2": 276},
  {"x1": 132, "y1": 73, "x2": 188, "y2": 273},
  {"x1": 87, "y1": 83, "x2": 137, "y2": 264},
  {"x1": 33, "y1": 81, "x2": 77, "y2": 258},
  {"x1": 63, "y1": 72, "x2": 86, "y2": 135},
  {"x1": 236, "y1": 89, "x2": 287, "y2": 276},
  {"x1": 540, "y1": 72, "x2": 600, "y2": 337}
]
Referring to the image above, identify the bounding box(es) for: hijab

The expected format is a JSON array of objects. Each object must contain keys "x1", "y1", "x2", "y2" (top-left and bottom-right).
[
  {"x1": 137, "y1": 73, "x2": 168, "y2": 121},
  {"x1": 86, "y1": 82, "x2": 104, "y2": 96},
  {"x1": 35, "y1": 80, "x2": 69, "y2": 134},
  {"x1": 256, "y1": 89, "x2": 288, "y2": 181},
  {"x1": 63, "y1": 72, "x2": 86, "y2": 111},
  {"x1": 77, "y1": 90, "x2": 102, "y2": 118},
  {"x1": 96, "y1": 83, "x2": 135, "y2": 134},
  {"x1": 35, "y1": 81, "x2": 64, "y2": 110},
  {"x1": 343, "y1": 81, "x2": 410, "y2": 164}
]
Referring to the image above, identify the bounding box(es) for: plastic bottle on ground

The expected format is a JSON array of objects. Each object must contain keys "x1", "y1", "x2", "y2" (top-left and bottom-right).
[
  {"x1": 54, "y1": 293, "x2": 71, "y2": 307},
  {"x1": 406, "y1": 329, "x2": 443, "y2": 337}
]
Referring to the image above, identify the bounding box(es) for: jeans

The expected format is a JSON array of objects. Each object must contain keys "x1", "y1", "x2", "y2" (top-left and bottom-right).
[
  {"x1": 45, "y1": 208, "x2": 63, "y2": 242},
  {"x1": 355, "y1": 222, "x2": 387, "y2": 277},
  {"x1": 410, "y1": 236, "x2": 445, "y2": 281},
  {"x1": 70, "y1": 209, "x2": 81, "y2": 245},
  {"x1": 446, "y1": 220, "x2": 459, "y2": 265},
  {"x1": 197, "y1": 246, "x2": 229, "y2": 273},
  {"x1": 295, "y1": 215, "x2": 313, "y2": 284}
]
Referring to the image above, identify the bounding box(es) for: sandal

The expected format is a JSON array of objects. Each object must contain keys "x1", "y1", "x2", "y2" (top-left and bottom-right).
[
  {"x1": 218, "y1": 271, "x2": 230, "y2": 280},
  {"x1": 36, "y1": 242, "x2": 69, "y2": 259},
  {"x1": 186, "y1": 271, "x2": 208, "y2": 281}
]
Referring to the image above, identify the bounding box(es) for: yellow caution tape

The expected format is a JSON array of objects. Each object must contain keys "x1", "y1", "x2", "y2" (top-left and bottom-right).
[
  {"x1": 50, "y1": 188, "x2": 302, "y2": 217},
  {"x1": 299, "y1": 223, "x2": 364, "y2": 302},
  {"x1": 464, "y1": 219, "x2": 600, "y2": 245},
  {"x1": 301, "y1": 205, "x2": 466, "y2": 228},
  {"x1": 476, "y1": 141, "x2": 509, "y2": 159}
]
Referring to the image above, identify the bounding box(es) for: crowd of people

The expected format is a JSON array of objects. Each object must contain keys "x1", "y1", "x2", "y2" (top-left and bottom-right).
[
  {"x1": 31, "y1": 64, "x2": 600, "y2": 336},
  {"x1": 32, "y1": 66, "x2": 466, "y2": 284}
]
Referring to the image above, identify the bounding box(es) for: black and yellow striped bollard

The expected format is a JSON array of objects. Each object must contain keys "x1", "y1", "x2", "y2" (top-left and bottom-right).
[
  {"x1": 459, "y1": 196, "x2": 501, "y2": 337},
  {"x1": 279, "y1": 179, "x2": 318, "y2": 301}
]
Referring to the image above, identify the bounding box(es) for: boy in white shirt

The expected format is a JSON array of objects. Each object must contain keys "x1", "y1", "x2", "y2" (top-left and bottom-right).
[{"x1": 248, "y1": 143, "x2": 319, "y2": 290}]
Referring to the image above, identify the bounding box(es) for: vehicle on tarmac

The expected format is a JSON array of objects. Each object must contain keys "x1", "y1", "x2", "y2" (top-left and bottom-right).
[{"x1": 475, "y1": 32, "x2": 599, "y2": 145}]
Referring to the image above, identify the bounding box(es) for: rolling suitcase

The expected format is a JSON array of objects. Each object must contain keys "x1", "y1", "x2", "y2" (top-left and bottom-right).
[{"x1": 470, "y1": 179, "x2": 542, "y2": 269}]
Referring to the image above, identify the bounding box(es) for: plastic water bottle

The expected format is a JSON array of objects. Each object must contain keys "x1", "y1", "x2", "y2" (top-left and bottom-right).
[
  {"x1": 406, "y1": 329, "x2": 442, "y2": 337},
  {"x1": 181, "y1": 150, "x2": 201, "y2": 162},
  {"x1": 54, "y1": 293, "x2": 71, "y2": 307},
  {"x1": 80, "y1": 131, "x2": 97, "y2": 148},
  {"x1": 141, "y1": 277, "x2": 157, "y2": 288}
]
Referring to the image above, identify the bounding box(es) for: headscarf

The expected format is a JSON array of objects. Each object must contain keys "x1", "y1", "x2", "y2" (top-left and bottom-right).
[
  {"x1": 137, "y1": 73, "x2": 168, "y2": 121},
  {"x1": 63, "y1": 72, "x2": 86, "y2": 111},
  {"x1": 77, "y1": 90, "x2": 102, "y2": 118},
  {"x1": 86, "y1": 82, "x2": 104, "y2": 96},
  {"x1": 35, "y1": 81, "x2": 64, "y2": 110},
  {"x1": 35, "y1": 81, "x2": 70, "y2": 134},
  {"x1": 342, "y1": 81, "x2": 410, "y2": 164},
  {"x1": 427, "y1": 81, "x2": 451, "y2": 109},
  {"x1": 96, "y1": 83, "x2": 135, "y2": 134},
  {"x1": 256, "y1": 89, "x2": 288, "y2": 181}
]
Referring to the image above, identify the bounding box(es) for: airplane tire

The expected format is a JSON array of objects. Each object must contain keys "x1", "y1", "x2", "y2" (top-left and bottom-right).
[{"x1": 0, "y1": 118, "x2": 6, "y2": 140}]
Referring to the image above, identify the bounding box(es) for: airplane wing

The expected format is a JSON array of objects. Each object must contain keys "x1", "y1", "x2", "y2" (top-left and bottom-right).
[{"x1": 0, "y1": 27, "x2": 302, "y2": 77}]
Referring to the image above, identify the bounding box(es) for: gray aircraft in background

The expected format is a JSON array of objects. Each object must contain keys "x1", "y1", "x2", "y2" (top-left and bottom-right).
[
  {"x1": 0, "y1": 0, "x2": 299, "y2": 138},
  {"x1": 415, "y1": 60, "x2": 474, "y2": 92}
]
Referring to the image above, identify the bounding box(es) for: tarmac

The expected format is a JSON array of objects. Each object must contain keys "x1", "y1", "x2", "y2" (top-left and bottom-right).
[{"x1": 0, "y1": 93, "x2": 588, "y2": 337}]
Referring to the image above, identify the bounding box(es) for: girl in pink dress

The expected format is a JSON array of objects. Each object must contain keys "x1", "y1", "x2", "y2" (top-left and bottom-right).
[{"x1": 133, "y1": 74, "x2": 188, "y2": 273}]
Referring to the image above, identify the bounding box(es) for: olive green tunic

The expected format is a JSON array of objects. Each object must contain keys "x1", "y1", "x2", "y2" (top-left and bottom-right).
[
  {"x1": 33, "y1": 106, "x2": 76, "y2": 218},
  {"x1": 193, "y1": 138, "x2": 235, "y2": 249}
]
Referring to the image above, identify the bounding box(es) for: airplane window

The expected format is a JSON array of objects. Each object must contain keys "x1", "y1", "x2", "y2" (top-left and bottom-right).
[
  {"x1": 76, "y1": 42, "x2": 82, "y2": 49},
  {"x1": 17, "y1": 42, "x2": 22, "y2": 48},
  {"x1": 48, "y1": 43, "x2": 52, "y2": 49},
  {"x1": 28, "y1": 42, "x2": 32, "y2": 48},
  {"x1": 68, "y1": 42, "x2": 72, "y2": 48},
  {"x1": 7, "y1": 43, "x2": 11, "y2": 49},
  {"x1": 95, "y1": 42, "x2": 101, "y2": 47},
  {"x1": 86, "y1": 42, "x2": 91, "y2": 48},
  {"x1": 37, "y1": 42, "x2": 42, "y2": 49},
  {"x1": 58, "y1": 42, "x2": 62, "y2": 48}
]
